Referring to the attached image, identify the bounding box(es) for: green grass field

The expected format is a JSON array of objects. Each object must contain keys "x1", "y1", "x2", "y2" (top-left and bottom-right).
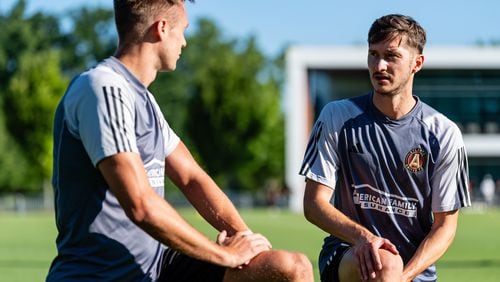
[{"x1": 1, "y1": 207, "x2": 499, "y2": 281}]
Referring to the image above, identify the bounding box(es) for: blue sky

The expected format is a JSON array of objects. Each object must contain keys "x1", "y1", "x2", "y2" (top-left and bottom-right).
[{"x1": 2, "y1": 0, "x2": 500, "y2": 57}]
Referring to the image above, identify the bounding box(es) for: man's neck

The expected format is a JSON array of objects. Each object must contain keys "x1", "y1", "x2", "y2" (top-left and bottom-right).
[
  {"x1": 372, "y1": 90, "x2": 417, "y2": 120},
  {"x1": 114, "y1": 46, "x2": 158, "y2": 87}
]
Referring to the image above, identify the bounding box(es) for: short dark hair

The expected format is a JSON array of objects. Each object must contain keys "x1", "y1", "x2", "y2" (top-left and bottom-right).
[
  {"x1": 368, "y1": 14, "x2": 426, "y2": 54},
  {"x1": 113, "y1": 0, "x2": 193, "y2": 47}
]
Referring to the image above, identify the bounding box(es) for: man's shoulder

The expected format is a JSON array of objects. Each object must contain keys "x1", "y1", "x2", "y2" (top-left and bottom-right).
[
  {"x1": 320, "y1": 93, "x2": 370, "y2": 122},
  {"x1": 417, "y1": 100, "x2": 464, "y2": 149},
  {"x1": 78, "y1": 61, "x2": 126, "y2": 87},
  {"x1": 418, "y1": 100, "x2": 460, "y2": 133},
  {"x1": 62, "y1": 60, "x2": 137, "y2": 121},
  {"x1": 66, "y1": 61, "x2": 131, "y2": 103}
]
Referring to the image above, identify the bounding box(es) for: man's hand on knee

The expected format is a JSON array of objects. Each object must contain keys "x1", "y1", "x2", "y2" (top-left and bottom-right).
[
  {"x1": 215, "y1": 230, "x2": 272, "y2": 269},
  {"x1": 353, "y1": 235, "x2": 399, "y2": 280}
]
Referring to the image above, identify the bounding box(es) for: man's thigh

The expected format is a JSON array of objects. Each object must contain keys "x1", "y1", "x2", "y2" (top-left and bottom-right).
[
  {"x1": 158, "y1": 248, "x2": 226, "y2": 282},
  {"x1": 337, "y1": 248, "x2": 404, "y2": 282},
  {"x1": 337, "y1": 248, "x2": 361, "y2": 282},
  {"x1": 320, "y1": 243, "x2": 353, "y2": 282},
  {"x1": 223, "y1": 249, "x2": 312, "y2": 282}
]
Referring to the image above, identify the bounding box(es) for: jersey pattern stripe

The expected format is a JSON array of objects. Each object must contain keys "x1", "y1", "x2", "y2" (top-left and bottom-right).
[
  {"x1": 300, "y1": 120, "x2": 324, "y2": 175},
  {"x1": 102, "y1": 86, "x2": 133, "y2": 153},
  {"x1": 456, "y1": 146, "x2": 471, "y2": 207}
]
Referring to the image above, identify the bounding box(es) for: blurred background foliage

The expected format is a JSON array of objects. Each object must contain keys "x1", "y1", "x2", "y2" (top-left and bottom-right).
[{"x1": 0, "y1": 0, "x2": 286, "y2": 196}]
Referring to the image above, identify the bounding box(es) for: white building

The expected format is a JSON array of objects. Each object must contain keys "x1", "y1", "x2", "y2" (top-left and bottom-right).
[{"x1": 285, "y1": 45, "x2": 500, "y2": 212}]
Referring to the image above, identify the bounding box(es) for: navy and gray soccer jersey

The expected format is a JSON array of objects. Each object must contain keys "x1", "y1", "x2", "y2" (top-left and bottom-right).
[
  {"x1": 47, "y1": 57, "x2": 180, "y2": 281},
  {"x1": 300, "y1": 93, "x2": 471, "y2": 281}
]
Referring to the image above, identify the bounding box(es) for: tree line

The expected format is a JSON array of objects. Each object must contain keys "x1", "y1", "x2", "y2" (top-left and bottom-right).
[{"x1": 0, "y1": 0, "x2": 285, "y2": 195}]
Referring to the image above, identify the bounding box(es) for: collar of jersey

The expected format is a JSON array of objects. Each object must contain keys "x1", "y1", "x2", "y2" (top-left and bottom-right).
[
  {"x1": 103, "y1": 56, "x2": 149, "y2": 96},
  {"x1": 368, "y1": 92, "x2": 422, "y2": 125}
]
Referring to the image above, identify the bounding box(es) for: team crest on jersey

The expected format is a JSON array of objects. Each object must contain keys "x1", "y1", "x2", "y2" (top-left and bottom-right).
[{"x1": 404, "y1": 147, "x2": 426, "y2": 173}]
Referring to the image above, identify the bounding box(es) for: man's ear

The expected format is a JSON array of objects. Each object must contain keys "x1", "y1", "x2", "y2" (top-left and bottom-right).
[
  {"x1": 413, "y1": 54, "x2": 424, "y2": 74},
  {"x1": 153, "y1": 18, "x2": 168, "y2": 39}
]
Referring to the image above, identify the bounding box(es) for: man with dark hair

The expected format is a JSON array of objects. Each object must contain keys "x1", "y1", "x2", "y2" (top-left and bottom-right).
[
  {"x1": 47, "y1": 1, "x2": 313, "y2": 281},
  {"x1": 301, "y1": 14, "x2": 471, "y2": 282}
]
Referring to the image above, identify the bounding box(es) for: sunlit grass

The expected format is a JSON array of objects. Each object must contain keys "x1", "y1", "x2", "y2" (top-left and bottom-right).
[{"x1": 1, "y1": 207, "x2": 499, "y2": 281}]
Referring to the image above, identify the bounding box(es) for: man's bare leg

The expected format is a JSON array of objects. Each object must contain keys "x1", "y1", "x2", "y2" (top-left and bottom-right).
[
  {"x1": 338, "y1": 248, "x2": 403, "y2": 282},
  {"x1": 223, "y1": 250, "x2": 313, "y2": 282}
]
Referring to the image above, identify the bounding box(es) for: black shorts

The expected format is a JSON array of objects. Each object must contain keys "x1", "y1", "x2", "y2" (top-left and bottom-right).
[
  {"x1": 320, "y1": 243, "x2": 350, "y2": 282},
  {"x1": 158, "y1": 248, "x2": 226, "y2": 282}
]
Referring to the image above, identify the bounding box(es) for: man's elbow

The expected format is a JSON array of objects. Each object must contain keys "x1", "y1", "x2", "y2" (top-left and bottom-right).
[
  {"x1": 303, "y1": 201, "x2": 318, "y2": 224},
  {"x1": 125, "y1": 206, "x2": 146, "y2": 224},
  {"x1": 124, "y1": 198, "x2": 152, "y2": 225},
  {"x1": 444, "y1": 227, "x2": 457, "y2": 247}
]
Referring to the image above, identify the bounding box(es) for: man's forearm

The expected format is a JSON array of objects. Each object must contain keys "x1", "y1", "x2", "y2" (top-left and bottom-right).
[
  {"x1": 136, "y1": 188, "x2": 270, "y2": 269},
  {"x1": 304, "y1": 182, "x2": 374, "y2": 244},
  {"x1": 403, "y1": 210, "x2": 458, "y2": 281},
  {"x1": 182, "y1": 172, "x2": 250, "y2": 235},
  {"x1": 99, "y1": 153, "x2": 234, "y2": 266},
  {"x1": 164, "y1": 142, "x2": 249, "y2": 235}
]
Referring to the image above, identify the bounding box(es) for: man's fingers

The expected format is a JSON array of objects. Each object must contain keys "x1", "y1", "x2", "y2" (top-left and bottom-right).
[
  {"x1": 357, "y1": 248, "x2": 378, "y2": 280},
  {"x1": 354, "y1": 236, "x2": 399, "y2": 280},
  {"x1": 357, "y1": 252, "x2": 369, "y2": 280},
  {"x1": 379, "y1": 238, "x2": 399, "y2": 255},
  {"x1": 217, "y1": 230, "x2": 227, "y2": 245},
  {"x1": 239, "y1": 230, "x2": 253, "y2": 236},
  {"x1": 223, "y1": 232, "x2": 273, "y2": 268},
  {"x1": 384, "y1": 240, "x2": 399, "y2": 255},
  {"x1": 242, "y1": 232, "x2": 272, "y2": 249},
  {"x1": 370, "y1": 245, "x2": 383, "y2": 271},
  {"x1": 364, "y1": 249, "x2": 376, "y2": 279}
]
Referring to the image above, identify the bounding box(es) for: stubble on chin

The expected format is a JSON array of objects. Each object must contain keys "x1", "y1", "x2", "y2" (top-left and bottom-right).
[
  {"x1": 375, "y1": 90, "x2": 398, "y2": 97},
  {"x1": 372, "y1": 81, "x2": 398, "y2": 97},
  {"x1": 373, "y1": 78, "x2": 409, "y2": 98}
]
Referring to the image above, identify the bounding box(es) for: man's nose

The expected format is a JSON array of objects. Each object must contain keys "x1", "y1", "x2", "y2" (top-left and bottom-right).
[{"x1": 375, "y1": 59, "x2": 388, "y2": 72}]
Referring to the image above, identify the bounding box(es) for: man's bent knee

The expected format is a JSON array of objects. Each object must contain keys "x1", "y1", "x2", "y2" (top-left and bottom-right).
[
  {"x1": 265, "y1": 250, "x2": 313, "y2": 281},
  {"x1": 290, "y1": 252, "x2": 314, "y2": 281},
  {"x1": 373, "y1": 249, "x2": 403, "y2": 282},
  {"x1": 224, "y1": 250, "x2": 313, "y2": 282},
  {"x1": 338, "y1": 248, "x2": 403, "y2": 282}
]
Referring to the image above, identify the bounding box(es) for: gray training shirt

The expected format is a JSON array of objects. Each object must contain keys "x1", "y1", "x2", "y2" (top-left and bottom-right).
[
  {"x1": 47, "y1": 57, "x2": 180, "y2": 281},
  {"x1": 300, "y1": 93, "x2": 471, "y2": 281}
]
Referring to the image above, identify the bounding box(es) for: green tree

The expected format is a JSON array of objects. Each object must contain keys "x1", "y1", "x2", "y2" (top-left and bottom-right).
[
  {"x1": 0, "y1": 0, "x2": 61, "y2": 82},
  {"x1": 0, "y1": 3, "x2": 287, "y2": 195},
  {"x1": 0, "y1": 0, "x2": 65, "y2": 191},
  {"x1": 153, "y1": 18, "x2": 285, "y2": 192},
  {"x1": 0, "y1": 1, "x2": 113, "y2": 192},
  {"x1": 0, "y1": 99, "x2": 30, "y2": 190},
  {"x1": 58, "y1": 6, "x2": 116, "y2": 74},
  {"x1": 3, "y1": 50, "x2": 67, "y2": 190},
  {"x1": 0, "y1": 1, "x2": 115, "y2": 77}
]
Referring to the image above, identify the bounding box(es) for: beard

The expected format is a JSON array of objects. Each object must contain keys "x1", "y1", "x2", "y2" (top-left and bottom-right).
[
  {"x1": 376, "y1": 85, "x2": 404, "y2": 97},
  {"x1": 371, "y1": 72, "x2": 412, "y2": 97}
]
